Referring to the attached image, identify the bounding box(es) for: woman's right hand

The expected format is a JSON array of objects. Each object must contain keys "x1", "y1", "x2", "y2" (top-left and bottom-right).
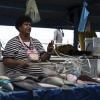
[
  {"x1": 3, "y1": 58, "x2": 29, "y2": 68},
  {"x1": 16, "y1": 60, "x2": 29, "y2": 67}
]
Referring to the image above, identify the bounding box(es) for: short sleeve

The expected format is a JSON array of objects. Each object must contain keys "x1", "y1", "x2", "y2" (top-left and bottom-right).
[{"x1": 3, "y1": 38, "x2": 19, "y2": 58}]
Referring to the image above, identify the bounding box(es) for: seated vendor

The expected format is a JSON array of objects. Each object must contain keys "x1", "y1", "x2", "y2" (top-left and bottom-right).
[
  {"x1": 78, "y1": 19, "x2": 97, "y2": 51},
  {"x1": 3, "y1": 15, "x2": 53, "y2": 76}
]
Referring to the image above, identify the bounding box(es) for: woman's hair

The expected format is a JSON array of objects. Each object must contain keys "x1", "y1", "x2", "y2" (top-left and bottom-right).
[{"x1": 15, "y1": 15, "x2": 32, "y2": 31}]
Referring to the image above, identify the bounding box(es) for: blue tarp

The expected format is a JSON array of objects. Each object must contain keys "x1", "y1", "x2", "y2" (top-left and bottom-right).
[{"x1": 1, "y1": 84, "x2": 100, "y2": 100}]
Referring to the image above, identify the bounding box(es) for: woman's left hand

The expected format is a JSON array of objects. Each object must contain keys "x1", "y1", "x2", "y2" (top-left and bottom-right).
[{"x1": 47, "y1": 40, "x2": 54, "y2": 52}]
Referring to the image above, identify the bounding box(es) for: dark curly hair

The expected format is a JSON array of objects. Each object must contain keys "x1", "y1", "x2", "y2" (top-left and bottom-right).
[{"x1": 15, "y1": 15, "x2": 32, "y2": 31}]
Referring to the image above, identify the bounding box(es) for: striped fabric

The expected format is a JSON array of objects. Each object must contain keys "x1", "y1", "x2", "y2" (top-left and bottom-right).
[{"x1": 3, "y1": 36, "x2": 45, "y2": 75}]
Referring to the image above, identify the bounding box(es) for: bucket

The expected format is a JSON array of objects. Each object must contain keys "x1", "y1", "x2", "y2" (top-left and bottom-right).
[
  {"x1": 84, "y1": 38, "x2": 93, "y2": 51},
  {"x1": 93, "y1": 37, "x2": 100, "y2": 56}
]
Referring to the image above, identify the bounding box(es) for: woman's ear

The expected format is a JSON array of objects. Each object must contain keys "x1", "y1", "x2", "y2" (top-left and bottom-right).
[{"x1": 18, "y1": 26, "x2": 21, "y2": 31}]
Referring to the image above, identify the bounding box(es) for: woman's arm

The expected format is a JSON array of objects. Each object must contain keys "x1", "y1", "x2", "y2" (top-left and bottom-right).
[{"x1": 3, "y1": 58, "x2": 29, "y2": 67}]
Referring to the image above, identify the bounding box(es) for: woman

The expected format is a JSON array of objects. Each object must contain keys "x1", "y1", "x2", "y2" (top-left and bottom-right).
[{"x1": 3, "y1": 15, "x2": 53, "y2": 76}]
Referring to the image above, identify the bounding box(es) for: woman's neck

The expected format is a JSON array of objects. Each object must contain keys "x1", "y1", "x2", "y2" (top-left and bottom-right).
[{"x1": 19, "y1": 34, "x2": 30, "y2": 42}]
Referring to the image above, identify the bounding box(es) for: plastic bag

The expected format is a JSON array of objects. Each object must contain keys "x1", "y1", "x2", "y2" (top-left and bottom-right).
[
  {"x1": 78, "y1": 2, "x2": 89, "y2": 32},
  {"x1": 25, "y1": 0, "x2": 41, "y2": 23}
]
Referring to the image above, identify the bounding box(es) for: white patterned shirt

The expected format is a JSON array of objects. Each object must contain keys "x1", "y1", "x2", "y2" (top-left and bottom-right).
[{"x1": 3, "y1": 36, "x2": 45, "y2": 75}]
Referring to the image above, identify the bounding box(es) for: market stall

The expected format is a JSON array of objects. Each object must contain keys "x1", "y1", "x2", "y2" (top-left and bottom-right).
[{"x1": 0, "y1": 55, "x2": 100, "y2": 100}]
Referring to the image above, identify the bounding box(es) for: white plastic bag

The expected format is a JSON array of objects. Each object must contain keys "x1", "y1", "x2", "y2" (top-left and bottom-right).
[{"x1": 25, "y1": 0, "x2": 41, "y2": 23}]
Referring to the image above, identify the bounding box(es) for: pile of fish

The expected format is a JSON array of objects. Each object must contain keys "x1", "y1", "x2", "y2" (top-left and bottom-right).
[{"x1": 0, "y1": 55, "x2": 99, "y2": 95}]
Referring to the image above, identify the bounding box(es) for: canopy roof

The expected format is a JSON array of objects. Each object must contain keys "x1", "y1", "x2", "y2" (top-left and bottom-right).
[{"x1": 0, "y1": 0, "x2": 100, "y2": 31}]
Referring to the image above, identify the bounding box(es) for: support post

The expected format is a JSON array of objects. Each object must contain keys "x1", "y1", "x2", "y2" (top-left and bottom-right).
[{"x1": 73, "y1": 8, "x2": 79, "y2": 49}]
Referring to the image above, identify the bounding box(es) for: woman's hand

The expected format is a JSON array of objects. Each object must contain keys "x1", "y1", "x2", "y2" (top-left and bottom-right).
[
  {"x1": 40, "y1": 52, "x2": 51, "y2": 62},
  {"x1": 16, "y1": 60, "x2": 29, "y2": 67},
  {"x1": 47, "y1": 40, "x2": 54, "y2": 52}
]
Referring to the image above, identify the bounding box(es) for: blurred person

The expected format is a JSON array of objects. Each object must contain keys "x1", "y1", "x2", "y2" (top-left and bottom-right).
[{"x1": 53, "y1": 29, "x2": 64, "y2": 48}]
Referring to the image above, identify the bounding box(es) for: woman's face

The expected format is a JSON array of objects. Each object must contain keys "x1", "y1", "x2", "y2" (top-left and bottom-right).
[{"x1": 19, "y1": 22, "x2": 31, "y2": 35}]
